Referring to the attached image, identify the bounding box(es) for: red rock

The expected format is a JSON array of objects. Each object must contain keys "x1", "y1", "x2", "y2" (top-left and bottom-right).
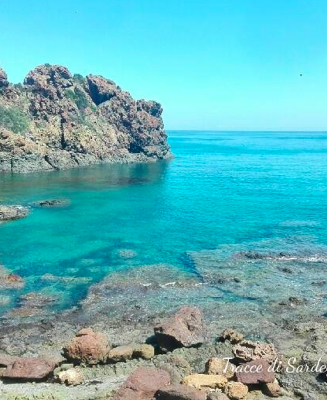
[
  {"x1": 235, "y1": 359, "x2": 275, "y2": 384},
  {"x1": 154, "y1": 307, "x2": 205, "y2": 350},
  {"x1": 155, "y1": 384, "x2": 206, "y2": 400},
  {"x1": 115, "y1": 367, "x2": 170, "y2": 399},
  {"x1": 63, "y1": 327, "x2": 110, "y2": 364},
  {"x1": 2, "y1": 357, "x2": 56, "y2": 380}
]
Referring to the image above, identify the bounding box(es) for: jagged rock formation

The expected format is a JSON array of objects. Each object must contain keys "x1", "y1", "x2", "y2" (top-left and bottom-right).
[{"x1": 0, "y1": 65, "x2": 171, "y2": 173}]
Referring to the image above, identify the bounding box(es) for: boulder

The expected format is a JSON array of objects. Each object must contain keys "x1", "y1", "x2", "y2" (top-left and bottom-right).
[
  {"x1": 114, "y1": 367, "x2": 170, "y2": 399},
  {"x1": 0, "y1": 68, "x2": 8, "y2": 88},
  {"x1": 220, "y1": 328, "x2": 244, "y2": 344},
  {"x1": 206, "y1": 357, "x2": 235, "y2": 379},
  {"x1": 0, "y1": 206, "x2": 29, "y2": 221},
  {"x1": 63, "y1": 327, "x2": 110, "y2": 364},
  {"x1": 233, "y1": 340, "x2": 278, "y2": 364},
  {"x1": 2, "y1": 357, "x2": 56, "y2": 380},
  {"x1": 224, "y1": 382, "x2": 248, "y2": 399},
  {"x1": 183, "y1": 374, "x2": 227, "y2": 390},
  {"x1": 155, "y1": 384, "x2": 206, "y2": 400},
  {"x1": 236, "y1": 359, "x2": 275, "y2": 384},
  {"x1": 154, "y1": 306, "x2": 205, "y2": 351},
  {"x1": 58, "y1": 368, "x2": 84, "y2": 386}
]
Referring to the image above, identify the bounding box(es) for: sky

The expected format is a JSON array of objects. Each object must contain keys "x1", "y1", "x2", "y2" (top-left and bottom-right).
[{"x1": 1, "y1": 0, "x2": 327, "y2": 131}]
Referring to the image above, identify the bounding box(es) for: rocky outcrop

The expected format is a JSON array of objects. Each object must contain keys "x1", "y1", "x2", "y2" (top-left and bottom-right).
[
  {"x1": 0, "y1": 205, "x2": 29, "y2": 221},
  {"x1": 0, "y1": 64, "x2": 171, "y2": 173}
]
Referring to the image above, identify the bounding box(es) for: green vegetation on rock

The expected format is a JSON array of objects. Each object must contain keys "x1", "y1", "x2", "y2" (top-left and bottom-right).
[
  {"x1": 65, "y1": 88, "x2": 89, "y2": 111},
  {"x1": 0, "y1": 105, "x2": 30, "y2": 134}
]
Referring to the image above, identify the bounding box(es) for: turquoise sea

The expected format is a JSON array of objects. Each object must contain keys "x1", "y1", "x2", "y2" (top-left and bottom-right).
[{"x1": 1, "y1": 131, "x2": 327, "y2": 316}]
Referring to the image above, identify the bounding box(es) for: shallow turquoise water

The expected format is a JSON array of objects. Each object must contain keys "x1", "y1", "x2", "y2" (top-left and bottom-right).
[{"x1": 1, "y1": 131, "x2": 327, "y2": 314}]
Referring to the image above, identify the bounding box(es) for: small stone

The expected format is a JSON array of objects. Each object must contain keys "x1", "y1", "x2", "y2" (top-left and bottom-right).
[
  {"x1": 58, "y1": 368, "x2": 84, "y2": 385},
  {"x1": 183, "y1": 374, "x2": 227, "y2": 390},
  {"x1": 235, "y1": 359, "x2": 275, "y2": 384},
  {"x1": 108, "y1": 345, "x2": 133, "y2": 362},
  {"x1": 155, "y1": 384, "x2": 206, "y2": 400},
  {"x1": 206, "y1": 357, "x2": 234, "y2": 379},
  {"x1": 224, "y1": 382, "x2": 248, "y2": 399},
  {"x1": 132, "y1": 344, "x2": 155, "y2": 360},
  {"x1": 220, "y1": 328, "x2": 244, "y2": 344},
  {"x1": 262, "y1": 379, "x2": 282, "y2": 397}
]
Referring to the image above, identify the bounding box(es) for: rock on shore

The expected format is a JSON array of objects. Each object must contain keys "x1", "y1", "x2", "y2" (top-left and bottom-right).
[{"x1": 0, "y1": 64, "x2": 171, "y2": 173}]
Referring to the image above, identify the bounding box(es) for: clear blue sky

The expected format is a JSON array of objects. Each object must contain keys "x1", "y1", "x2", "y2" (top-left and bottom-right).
[{"x1": 1, "y1": 0, "x2": 327, "y2": 131}]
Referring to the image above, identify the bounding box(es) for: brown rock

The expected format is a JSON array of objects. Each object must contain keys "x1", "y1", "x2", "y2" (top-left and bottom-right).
[
  {"x1": 2, "y1": 357, "x2": 56, "y2": 380},
  {"x1": 108, "y1": 345, "x2": 133, "y2": 363},
  {"x1": 206, "y1": 357, "x2": 235, "y2": 379},
  {"x1": 63, "y1": 327, "x2": 110, "y2": 364},
  {"x1": 155, "y1": 384, "x2": 206, "y2": 400},
  {"x1": 235, "y1": 359, "x2": 275, "y2": 384},
  {"x1": 183, "y1": 374, "x2": 227, "y2": 390},
  {"x1": 262, "y1": 379, "x2": 282, "y2": 397},
  {"x1": 154, "y1": 306, "x2": 205, "y2": 350},
  {"x1": 224, "y1": 382, "x2": 248, "y2": 399},
  {"x1": 233, "y1": 340, "x2": 278, "y2": 364},
  {"x1": 220, "y1": 328, "x2": 244, "y2": 344},
  {"x1": 116, "y1": 367, "x2": 170, "y2": 399}
]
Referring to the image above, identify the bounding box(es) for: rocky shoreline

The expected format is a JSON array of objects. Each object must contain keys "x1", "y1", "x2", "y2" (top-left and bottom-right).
[
  {"x1": 0, "y1": 304, "x2": 326, "y2": 400},
  {"x1": 0, "y1": 64, "x2": 171, "y2": 173}
]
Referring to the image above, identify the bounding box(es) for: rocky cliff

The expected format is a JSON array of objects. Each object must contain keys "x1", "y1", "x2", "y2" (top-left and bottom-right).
[{"x1": 0, "y1": 65, "x2": 171, "y2": 173}]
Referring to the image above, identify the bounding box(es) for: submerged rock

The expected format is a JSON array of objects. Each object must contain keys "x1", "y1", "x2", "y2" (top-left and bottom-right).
[
  {"x1": 154, "y1": 306, "x2": 205, "y2": 351},
  {"x1": 0, "y1": 205, "x2": 29, "y2": 221},
  {"x1": 63, "y1": 327, "x2": 110, "y2": 365},
  {"x1": 31, "y1": 198, "x2": 70, "y2": 207}
]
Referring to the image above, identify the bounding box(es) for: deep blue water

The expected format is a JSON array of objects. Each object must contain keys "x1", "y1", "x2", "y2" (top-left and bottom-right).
[{"x1": 1, "y1": 131, "x2": 327, "y2": 314}]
